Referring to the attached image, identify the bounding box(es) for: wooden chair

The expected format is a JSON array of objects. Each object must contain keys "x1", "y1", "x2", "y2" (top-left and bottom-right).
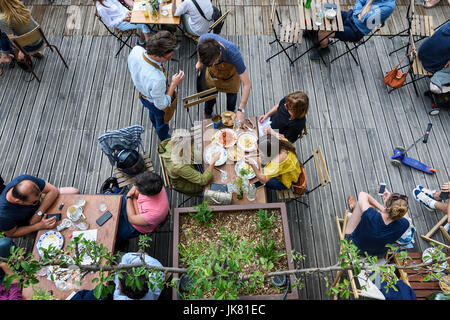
[
  {"x1": 94, "y1": 10, "x2": 137, "y2": 57},
  {"x1": 421, "y1": 214, "x2": 450, "y2": 250},
  {"x1": 277, "y1": 145, "x2": 330, "y2": 207},
  {"x1": 266, "y1": 0, "x2": 303, "y2": 66},
  {"x1": 182, "y1": 87, "x2": 218, "y2": 126},
  {"x1": 11, "y1": 26, "x2": 68, "y2": 83},
  {"x1": 113, "y1": 153, "x2": 155, "y2": 188}
]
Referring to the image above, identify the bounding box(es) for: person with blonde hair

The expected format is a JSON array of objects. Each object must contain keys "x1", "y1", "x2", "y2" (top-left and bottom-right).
[
  {"x1": 0, "y1": 0, "x2": 44, "y2": 67},
  {"x1": 345, "y1": 189, "x2": 410, "y2": 256},
  {"x1": 258, "y1": 90, "x2": 309, "y2": 143}
]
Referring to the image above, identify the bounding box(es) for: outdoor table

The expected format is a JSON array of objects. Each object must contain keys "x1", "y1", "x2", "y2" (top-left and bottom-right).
[
  {"x1": 22, "y1": 194, "x2": 123, "y2": 300},
  {"x1": 202, "y1": 117, "x2": 267, "y2": 205},
  {"x1": 131, "y1": 0, "x2": 181, "y2": 25}
]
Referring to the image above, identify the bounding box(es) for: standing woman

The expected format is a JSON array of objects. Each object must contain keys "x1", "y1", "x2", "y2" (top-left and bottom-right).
[
  {"x1": 0, "y1": 0, "x2": 44, "y2": 67},
  {"x1": 258, "y1": 90, "x2": 309, "y2": 144}
]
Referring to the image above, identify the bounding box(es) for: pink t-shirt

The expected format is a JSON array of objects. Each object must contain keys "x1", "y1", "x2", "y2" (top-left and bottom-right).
[{"x1": 132, "y1": 188, "x2": 169, "y2": 234}]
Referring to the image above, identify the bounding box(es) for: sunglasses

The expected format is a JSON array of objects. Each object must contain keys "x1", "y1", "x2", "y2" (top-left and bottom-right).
[{"x1": 390, "y1": 194, "x2": 408, "y2": 201}]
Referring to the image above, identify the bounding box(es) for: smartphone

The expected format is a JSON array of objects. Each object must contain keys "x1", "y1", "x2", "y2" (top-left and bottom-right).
[
  {"x1": 254, "y1": 181, "x2": 265, "y2": 189},
  {"x1": 46, "y1": 213, "x2": 62, "y2": 221},
  {"x1": 96, "y1": 211, "x2": 113, "y2": 226},
  {"x1": 378, "y1": 183, "x2": 386, "y2": 195},
  {"x1": 440, "y1": 192, "x2": 449, "y2": 200},
  {"x1": 324, "y1": 3, "x2": 337, "y2": 9}
]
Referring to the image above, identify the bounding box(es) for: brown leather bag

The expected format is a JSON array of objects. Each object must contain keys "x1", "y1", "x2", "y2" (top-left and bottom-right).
[
  {"x1": 292, "y1": 159, "x2": 307, "y2": 195},
  {"x1": 384, "y1": 49, "x2": 415, "y2": 89}
]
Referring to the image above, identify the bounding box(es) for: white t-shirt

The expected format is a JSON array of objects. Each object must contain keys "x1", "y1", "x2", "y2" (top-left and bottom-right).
[
  {"x1": 96, "y1": 0, "x2": 129, "y2": 28},
  {"x1": 174, "y1": 0, "x2": 213, "y2": 36}
]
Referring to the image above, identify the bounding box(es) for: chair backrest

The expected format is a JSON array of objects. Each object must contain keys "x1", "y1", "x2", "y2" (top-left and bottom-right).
[
  {"x1": 158, "y1": 153, "x2": 173, "y2": 190},
  {"x1": 312, "y1": 145, "x2": 331, "y2": 188},
  {"x1": 183, "y1": 88, "x2": 218, "y2": 109},
  {"x1": 207, "y1": 9, "x2": 232, "y2": 33},
  {"x1": 12, "y1": 27, "x2": 46, "y2": 53}
]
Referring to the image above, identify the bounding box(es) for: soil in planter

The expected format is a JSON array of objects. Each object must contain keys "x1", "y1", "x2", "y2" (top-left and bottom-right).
[{"x1": 179, "y1": 208, "x2": 290, "y2": 297}]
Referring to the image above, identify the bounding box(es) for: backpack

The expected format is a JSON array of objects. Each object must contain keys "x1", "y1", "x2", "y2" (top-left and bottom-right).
[{"x1": 192, "y1": 0, "x2": 224, "y2": 34}]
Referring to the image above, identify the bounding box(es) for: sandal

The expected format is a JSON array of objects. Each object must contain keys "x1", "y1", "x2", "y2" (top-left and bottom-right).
[
  {"x1": 32, "y1": 52, "x2": 44, "y2": 59},
  {"x1": 347, "y1": 196, "x2": 357, "y2": 213}
]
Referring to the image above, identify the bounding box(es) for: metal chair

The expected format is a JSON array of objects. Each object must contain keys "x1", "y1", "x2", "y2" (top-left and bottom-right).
[
  {"x1": 11, "y1": 26, "x2": 68, "y2": 83},
  {"x1": 182, "y1": 87, "x2": 218, "y2": 126},
  {"x1": 421, "y1": 214, "x2": 450, "y2": 250},
  {"x1": 266, "y1": 0, "x2": 303, "y2": 66}
]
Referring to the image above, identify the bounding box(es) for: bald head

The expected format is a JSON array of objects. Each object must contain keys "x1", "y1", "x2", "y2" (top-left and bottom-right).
[{"x1": 12, "y1": 180, "x2": 41, "y2": 202}]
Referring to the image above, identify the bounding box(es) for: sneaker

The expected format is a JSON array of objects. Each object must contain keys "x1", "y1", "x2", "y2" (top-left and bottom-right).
[
  {"x1": 413, "y1": 189, "x2": 436, "y2": 211},
  {"x1": 414, "y1": 185, "x2": 437, "y2": 199},
  {"x1": 137, "y1": 40, "x2": 146, "y2": 48},
  {"x1": 444, "y1": 223, "x2": 450, "y2": 234},
  {"x1": 309, "y1": 46, "x2": 330, "y2": 61}
]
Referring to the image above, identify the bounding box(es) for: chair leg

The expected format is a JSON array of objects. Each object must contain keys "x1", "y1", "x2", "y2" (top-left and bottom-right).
[
  {"x1": 23, "y1": 54, "x2": 40, "y2": 83},
  {"x1": 115, "y1": 33, "x2": 133, "y2": 58},
  {"x1": 50, "y1": 45, "x2": 69, "y2": 69}
]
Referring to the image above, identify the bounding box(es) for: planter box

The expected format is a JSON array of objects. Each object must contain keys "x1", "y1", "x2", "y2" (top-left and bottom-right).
[{"x1": 172, "y1": 202, "x2": 298, "y2": 300}]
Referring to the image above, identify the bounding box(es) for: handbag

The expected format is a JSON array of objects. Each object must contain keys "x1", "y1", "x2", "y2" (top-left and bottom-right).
[
  {"x1": 191, "y1": 0, "x2": 223, "y2": 34},
  {"x1": 384, "y1": 49, "x2": 415, "y2": 89},
  {"x1": 291, "y1": 161, "x2": 307, "y2": 195}
]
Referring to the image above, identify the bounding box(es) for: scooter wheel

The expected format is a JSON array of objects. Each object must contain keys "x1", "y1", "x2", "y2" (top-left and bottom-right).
[
  {"x1": 390, "y1": 159, "x2": 402, "y2": 167},
  {"x1": 394, "y1": 146, "x2": 406, "y2": 154},
  {"x1": 429, "y1": 108, "x2": 440, "y2": 116}
]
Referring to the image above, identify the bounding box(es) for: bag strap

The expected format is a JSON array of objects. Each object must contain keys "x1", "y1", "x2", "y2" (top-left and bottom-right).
[
  {"x1": 192, "y1": 0, "x2": 212, "y2": 21},
  {"x1": 394, "y1": 48, "x2": 416, "y2": 70}
]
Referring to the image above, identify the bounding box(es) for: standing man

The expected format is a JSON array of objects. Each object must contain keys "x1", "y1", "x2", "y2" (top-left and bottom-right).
[
  {"x1": 128, "y1": 31, "x2": 185, "y2": 141},
  {"x1": 0, "y1": 174, "x2": 79, "y2": 238},
  {"x1": 196, "y1": 34, "x2": 252, "y2": 125}
]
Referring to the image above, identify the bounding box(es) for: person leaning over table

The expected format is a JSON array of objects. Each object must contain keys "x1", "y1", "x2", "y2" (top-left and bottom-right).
[
  {"x1": 157, "y1": 133, "x2": 221, "y2": 196},
  {"x1": 0, "y1": 0, "x2": 45, "y2": 68},
  {"x1": 0, "y1": 174, "x2": 79, "y2": 238},
  {"x1": 307, "y1": 0, "x2": 396, "y2": 60},
  {"x1": 116, "y1": 172, "x2": 169, "y2": 242},
  {"x1": 128, "y1": 30, "x2": 185, "y2": 141},
  {"x1": 244, "y1": 134, "x2": 301, "y2": 191},
  {"x1": 258, "y1": 90, "x2": 309, "y2": 144},
  {"x1": 94, "y1": 0, "x2": 152, "y2": 47},
  {"x1": 196, "y1": 34, "x2": 252, "y2": 125}
]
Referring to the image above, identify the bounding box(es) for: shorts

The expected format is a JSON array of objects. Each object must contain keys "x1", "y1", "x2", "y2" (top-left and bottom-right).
[{"x1": 333, "y1": 10, "x2": 364, "y2": 43}]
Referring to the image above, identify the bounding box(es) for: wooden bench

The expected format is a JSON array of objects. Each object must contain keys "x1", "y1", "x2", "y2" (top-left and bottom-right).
[
  {"x1": 113, "y1": 153, "x2": 154, "y2": 188},
  {"x1": 411, "y1": 14, "x2": 434, "y2": 38}
]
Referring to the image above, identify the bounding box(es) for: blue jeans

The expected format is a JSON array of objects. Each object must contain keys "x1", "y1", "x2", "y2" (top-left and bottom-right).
[
  {"x1": 116, "y1": 195, "x2": 141, "y2": 242},
  {"x1": 140, "y1": 97, "x2": 171, "y2": 141},
  {"x1": 116, "y1": 21, "x2": 151, "y2": 34},
  {"x1": 265, "y1": 177, "x2": 287, "y2": 190},
  {"x1": 0, "y1": 238, "x2": 15, "y2": 282},
  {"x1": 204, "y1": 93, "x2": 238, "y2": 116},
  {"x1": 0, "y1": 32, "x2": 13, "y2": 55}
]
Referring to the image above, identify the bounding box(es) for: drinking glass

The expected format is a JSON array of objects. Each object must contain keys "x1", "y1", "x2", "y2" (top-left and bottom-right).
[
  {"x1": 220, "y1": 170, "x2": 228, "y2": 183},
  {"x1": 98, "y1": 202, "x2": 107, "y2": 213},
  {"x1": 75, "y1": 196, "x2": 86, "y2": 207},
  {"x1": 314, "y1": 2, "x2": 324, "y2": 26},
  {"x1": 246, "y1": 183, "x2": 257, "y2": 202}
]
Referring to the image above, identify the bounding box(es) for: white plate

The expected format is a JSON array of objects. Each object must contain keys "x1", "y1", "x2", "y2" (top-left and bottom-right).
[
  {"x1": 422, "y1": 247, "x2": 448, "y2": 273},
  {"x1": 235, "y1": 158, "x2": 259, "y2": 180},
  {"x1": 161, "y1": 9, "x2": 169, "y2": 16},
  {"x1": 214, "y1": 129, "x2": 237, "y2": 148},
  {"x1": 237, "y1": 132, "x2": 258, "y2": 152},
  {"x1": 204, "y1": 144, "x2": 227, "y2": 166},
  {"x1": 37, "y1": 230, "x2": 64, "y2": 257}
]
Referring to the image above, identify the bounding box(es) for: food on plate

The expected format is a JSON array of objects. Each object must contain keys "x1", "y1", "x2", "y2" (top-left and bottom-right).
[
  {"x1": 227, "y1": 145, "x2": 244, "y2": 162},
  {"x1": 221, "y1": 111, "x2": 236, "y2": 127},
  {"x1": 215, "y1": 129, "x2": 237, "y2": 148},
  {"x1": 237, "y1": 133, "x2": 257, "y2": 151}
]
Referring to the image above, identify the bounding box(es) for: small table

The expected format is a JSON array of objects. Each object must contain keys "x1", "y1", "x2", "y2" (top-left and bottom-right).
[
  {"x1": 202, "y1": 117, "x2": 267, "y2": 205},
  {"x1": 22, "y1": 194, "x2": 123, "y2": 300},
  {"x1": 131, "y1": 0, "x2": 181, "y2": 25}
]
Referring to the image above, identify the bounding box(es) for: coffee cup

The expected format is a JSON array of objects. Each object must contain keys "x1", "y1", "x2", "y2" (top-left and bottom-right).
[{"x1": 67, "y1": 205, "x2": 82, "y2": 222}]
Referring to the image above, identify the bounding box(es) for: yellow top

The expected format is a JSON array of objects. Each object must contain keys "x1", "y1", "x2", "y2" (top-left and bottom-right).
[{"x1": 263, "y1": 151, "x2": 301, "y2": 189}]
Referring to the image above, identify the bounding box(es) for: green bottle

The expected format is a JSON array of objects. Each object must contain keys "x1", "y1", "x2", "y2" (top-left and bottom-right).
[{"x1": 305, "y1": 0, "x2": 312, "y2": 8}]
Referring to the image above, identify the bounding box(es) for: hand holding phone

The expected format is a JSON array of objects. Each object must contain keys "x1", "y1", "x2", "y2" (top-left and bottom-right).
[
  {"x1": 46, "y1": 213, "x2": 62, "y2": 221},
  {"x1": 440, "y1": 192, "x2": 449, "y2": 200},
  {"x1": 378, "y1": 183, "x2": 386, "y2": 195},
  {"x1": 254, "y1": 181, "x2": 265, "y2": 189}
]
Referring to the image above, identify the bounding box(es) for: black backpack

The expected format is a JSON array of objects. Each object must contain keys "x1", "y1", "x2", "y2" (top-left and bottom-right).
[{"x1": 192, "y1": 0, "x2": 224, "y2": 34}]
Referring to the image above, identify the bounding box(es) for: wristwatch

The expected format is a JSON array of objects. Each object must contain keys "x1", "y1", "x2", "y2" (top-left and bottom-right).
[
  {"x1": 237, "y1": 108, "x2": 245, "y2": 113},
  {"x1": 126, "y1": 196, "x2": 133, "y2": 200},
  {"x1": 36, "y1": 210, "x2": 43, "y2": 216}
]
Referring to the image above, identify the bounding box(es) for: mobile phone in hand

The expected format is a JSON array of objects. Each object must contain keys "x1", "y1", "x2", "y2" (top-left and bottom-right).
[
  {"x1": 440, "y1": 191, "x2": 449, "y2": 200},
  {"x1": 46, "y1": 213, "x2": 62, "y2": 221},
  {"x1": 378, "y1": 183, "x2": 386, "y2": 195},
  {"x1": 254, "y1": 181, "x2": 265, "y2": 189}
]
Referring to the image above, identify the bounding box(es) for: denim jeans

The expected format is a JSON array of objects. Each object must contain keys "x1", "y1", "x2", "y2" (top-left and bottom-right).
[
  {"x1": 0, "y1": 32, "x2": 13, "y2": 55},
  {"x1": 265, "y1": 177, "x2": 287, "y2": 190},
  {"x1": 204, "y1": 93, "x2": 238, "y2": 116},
  {"x1": 140, "y1": 97, "x2": 171, "y2": 141},
  {"x1": 116, "y1": 21, "x2": 151, "y2": 34},
  {"x1": 116, "y1": 195, "x2": 141, "y2": 242}
]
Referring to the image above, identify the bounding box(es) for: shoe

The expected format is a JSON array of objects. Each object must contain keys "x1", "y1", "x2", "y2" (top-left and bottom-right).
[
  {"x1": 413, "y1": 189, "x2": 436, "y2": 211},
  {"x1": 16, "y1": 56, "x2": 32, "y2": 73},
  {"x1": 309, "y1": 46, "x2": 331, "y2": 61},
  {"x1": 303, "y1": 30, "x2": 318, "y2": 40},
  {"x1": 413, "y1": 185, "x2": 437, "y2": 199},
  {"x1": 32, "y1": 52, "x2": 44, "y2": 59},
  {"x1": 424, "y1": 0, "x2": 440, "y2": 7}
]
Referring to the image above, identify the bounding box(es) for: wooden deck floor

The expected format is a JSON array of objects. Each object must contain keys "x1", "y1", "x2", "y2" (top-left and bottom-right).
[{"x1": 1, "y1": 1, "x2": 449, "y2": 300}]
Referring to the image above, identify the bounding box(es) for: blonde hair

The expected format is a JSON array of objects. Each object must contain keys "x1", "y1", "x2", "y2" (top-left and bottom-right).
[
  {"x1": 0, "y1": 0, "x2": 31, "y2": 27},
  {"x1": 386, "y1": 193, "x2": 409, "y2": 220}
]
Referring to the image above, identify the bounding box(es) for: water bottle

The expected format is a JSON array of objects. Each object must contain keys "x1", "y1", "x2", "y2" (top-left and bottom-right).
[{"x1": 305, "y1": 0, "x2": 312, "y2": 9}]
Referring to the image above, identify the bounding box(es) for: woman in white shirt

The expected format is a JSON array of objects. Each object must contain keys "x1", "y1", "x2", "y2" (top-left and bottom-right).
[
  {"x1": 172, "y1": 0, "x2": 213, "y2": 36},
  {"x1": 94, "y1": 0, "x2": 151, "y2": 46}
]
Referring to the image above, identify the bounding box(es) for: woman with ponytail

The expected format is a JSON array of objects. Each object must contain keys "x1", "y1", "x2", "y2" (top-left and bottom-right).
[
  {"x1": 345, "y1": 189, "x2": 410, "y2": 256},
  {"x1": 244, "y1": 134, "x2": 301, "y2": 191}
]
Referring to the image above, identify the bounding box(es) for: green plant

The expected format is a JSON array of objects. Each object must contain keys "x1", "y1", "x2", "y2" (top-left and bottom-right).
[
  {"x1": 253, "y1": 209, "x2": 276, "y2": 235},
  {"x1": 31, "y1": 287, "x2": 54, "y2": 300},
  {"x1": 233, "y1": 177, "x2": 244, "y2": 200},
  {"x1": 254, "y1": 238, "x2": 285, "y2": 265},
  {"x1": 189, "y1": 201, "x2": 214, "y2": 226}
]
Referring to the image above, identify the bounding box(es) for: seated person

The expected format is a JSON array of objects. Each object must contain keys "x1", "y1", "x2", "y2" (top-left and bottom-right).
[
  {"x1": 413, "y1": 182, "x2": 450, "y2": 223},
  {"x1": 258, "y1": 91, "x2": 309, "y2": 144},
  {"x1": 0, "y1": 175, "x2": 79, "y2": 238},
  {"x1": 418, "y1": 21, "x2": 450, "y2": 74},
  {"x1": 94, "y1": 0, "x2": 151, "y2": 46},
  {"x1": 117, "y1": 172, "x2": 169, "y2": 242},
  {"x1": 71, "y1": 252, "x2": 163, "y2": 300},
  {"x1": 345, "y1": 189, "x2": 410, "y2": 256},
  {"x1": 157, "y1": 134, "x2": 221, "y2": 196},
  {"x1": 245, "y1": 134, "x2": 301, "y2": 191},
  {"x1": 0, "y1": 0, "x2": 45, "y2": 65},
  {"x1": 172, "y1": 0, "x2": 214, "y2": 37},
  {"x1": 309, "y1": 0, "x2": 395, "y2": 60},
  {"x1": 0, "y1": 31, "x2": 15, "y2": 76}
]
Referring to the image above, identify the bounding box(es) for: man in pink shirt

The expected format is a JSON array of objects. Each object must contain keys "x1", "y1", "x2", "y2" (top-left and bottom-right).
[{"x1": 117, "y1": 172, "x2": 169, "y2": 242}]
